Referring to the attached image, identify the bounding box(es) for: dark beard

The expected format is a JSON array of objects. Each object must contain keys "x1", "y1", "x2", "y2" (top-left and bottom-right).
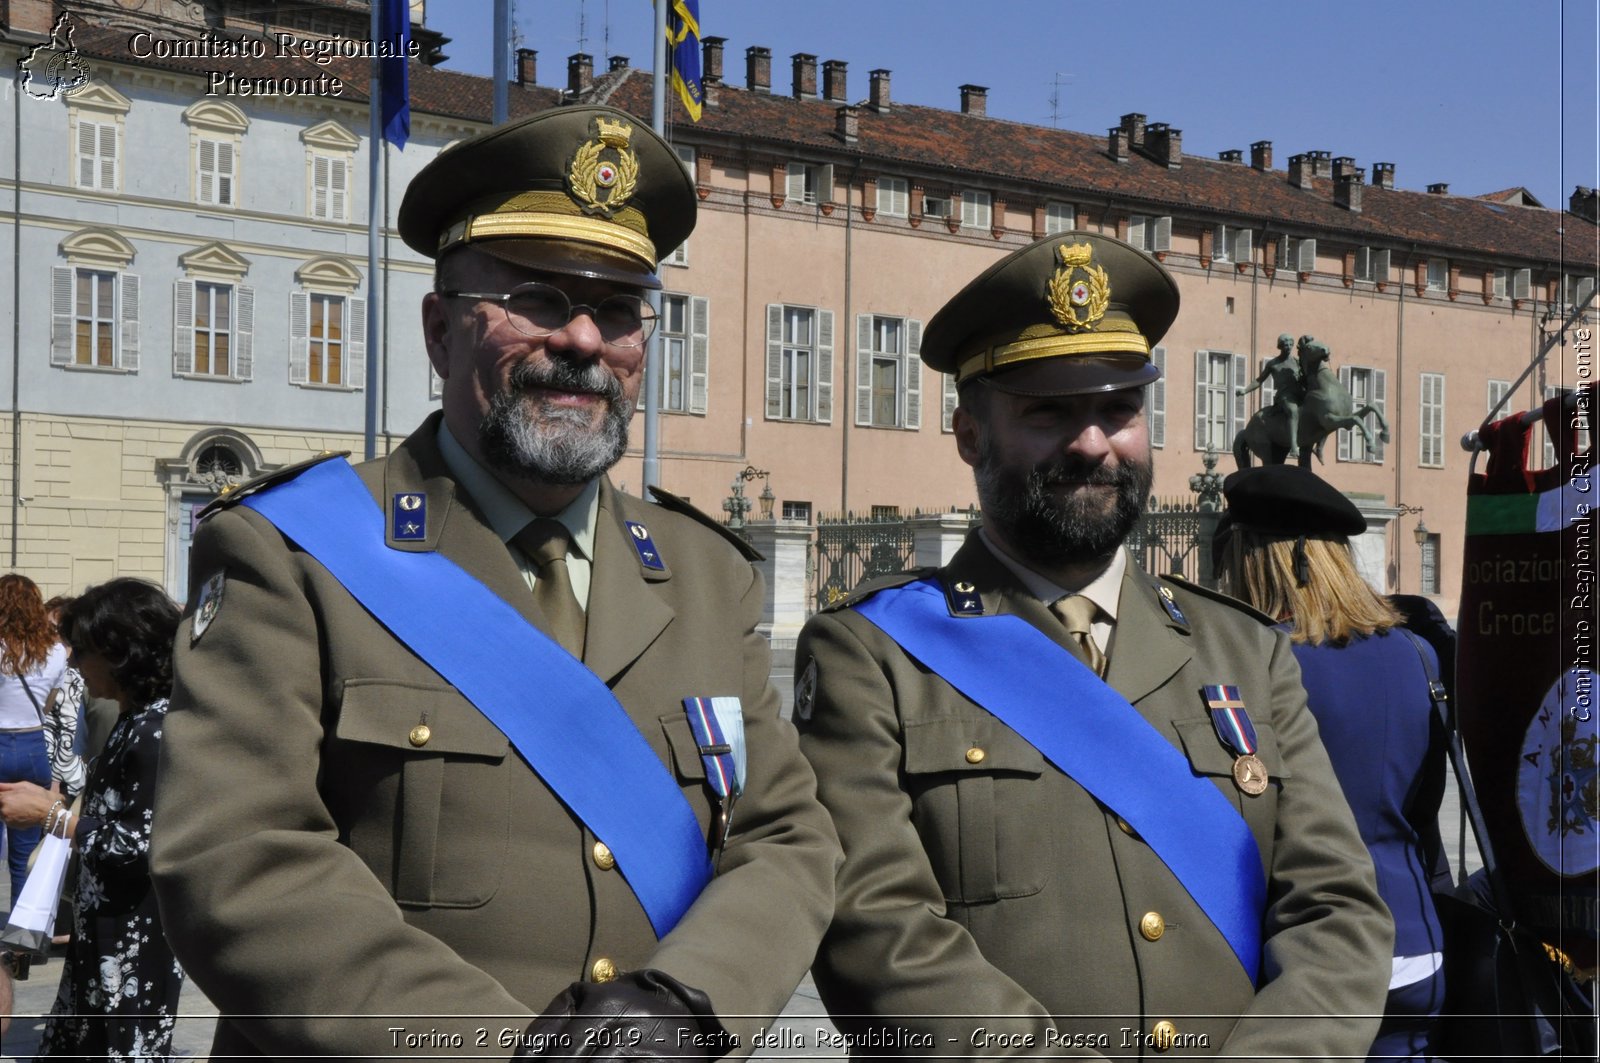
[
  {"x1": 479, "y1": 359, "x2": 632, "y2": 485},
  {"x1": 975, "y1": 439, "x2": 1153, "y2": 566}
]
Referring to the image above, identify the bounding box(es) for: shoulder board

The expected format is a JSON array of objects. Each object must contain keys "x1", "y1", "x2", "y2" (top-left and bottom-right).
[
  {"x1": 1158, "y1": 573, "x2": 1277, "y2": 626},
  {"x1": 198, "y1": 451, "x2": 351, "y2": 521},
  {"x1": 646, "y1": 486, "x2": 764, "y2": 563},
  {"x1": 820, "y1": 568, "x2": 936, "y2": 614}
]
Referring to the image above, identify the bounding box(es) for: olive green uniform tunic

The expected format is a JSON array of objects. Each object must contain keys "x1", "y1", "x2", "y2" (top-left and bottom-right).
[
  {"x1": 795, "y1": 533, "x2": 1393, "y2": 1059},
  {"x1": 151, "y1": 413, "x2": 840, "y2": 1060}
]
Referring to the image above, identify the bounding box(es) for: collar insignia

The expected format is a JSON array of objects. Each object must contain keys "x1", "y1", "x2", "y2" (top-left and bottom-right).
[
  {"x1": 625, "y1": 520, "x2": 666, "y2": 570},
  {"x1": 1047, "y1": 242, "x2": 1110, "y2": 333},
  {"x1": 392, "y1": 493, "x2": 427, "y2": 541}
]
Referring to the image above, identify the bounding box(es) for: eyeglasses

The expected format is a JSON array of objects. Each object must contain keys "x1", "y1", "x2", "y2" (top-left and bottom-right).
[{"x1": 439, "y1": 282, "x2": 658, "y2": 348}]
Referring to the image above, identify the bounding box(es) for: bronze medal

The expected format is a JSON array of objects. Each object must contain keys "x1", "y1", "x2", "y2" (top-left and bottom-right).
[{"x1": 1232, "y1": 753, "x2": 1268, "y2": 795}]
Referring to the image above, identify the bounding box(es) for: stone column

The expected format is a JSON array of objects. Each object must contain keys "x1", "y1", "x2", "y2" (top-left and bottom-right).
[
  {"x1": 744, "y1": 519, "x2": 815, "y2": 719},
  {"x1": 911, "y1": 511, "x2": 979, "y2": 569},
  {"x1": 744, "y1": 520, "x2": 815, "y2": 642}
]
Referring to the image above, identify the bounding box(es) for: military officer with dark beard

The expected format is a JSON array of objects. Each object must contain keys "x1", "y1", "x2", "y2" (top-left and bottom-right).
[
  {"x1": 151, "y1": 107, "x2": 839, "y2": 1060},
  {"x1": 793, "y1": 234, "x2": 1392, "y2": 1059}
]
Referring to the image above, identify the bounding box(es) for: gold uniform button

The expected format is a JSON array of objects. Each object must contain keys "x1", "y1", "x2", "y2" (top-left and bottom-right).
[
  {"x1": 407, "y1": 724, "x2": 431, "y2": 747},
  {"x1": 1139, "y1": 911, "x2": 1166, "y2": 941},
  {"x1": 1150, "y1": 1020, "x2": 1178, "y2": 1051},
  {"x1": 965, "y1": 746, "x2": 986, "y2": 764},
  {"x1": 590, "y1": 958, "x2": 618, "y2": 983},
  {"x1": 592, "y1": 842, "x2": 616, "y2": 870},
  {"x1": 1116, "y1": 816, "x2": 1138, "y2": 837}
]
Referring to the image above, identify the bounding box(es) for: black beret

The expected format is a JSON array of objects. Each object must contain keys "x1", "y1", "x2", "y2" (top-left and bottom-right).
[
  {"x1": 398, "y1": 106, "x2": 694, "y2": 288},
  {"x1": 1220, "y1": 465, "x2": 1368, "y2": 538},
  {"x1": 921, "y1": 233, "x2": 1179, "y2": 396}
]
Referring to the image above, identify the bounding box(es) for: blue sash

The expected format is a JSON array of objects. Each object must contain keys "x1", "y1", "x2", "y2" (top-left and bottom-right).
[
  {"x1": 242, "y1": 458, "x2": 712, "y2": 938},
  {"x1": 855, "y1": 578, "x2": 1265, "y2": 982}
]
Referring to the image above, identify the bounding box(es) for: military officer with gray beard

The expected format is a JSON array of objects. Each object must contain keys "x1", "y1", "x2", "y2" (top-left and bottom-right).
[
  {"x1": 151, "y1": 106, "x2": 839, "y2": 1060},
  {"x1": 794, "y1": 233, "x2": 1392, "y2": 1058}
]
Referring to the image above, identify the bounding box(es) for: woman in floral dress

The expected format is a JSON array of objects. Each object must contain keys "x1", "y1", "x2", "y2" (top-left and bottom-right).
[{"x1": 0, "y1": 578, "x2": 185, "y2": 1061}]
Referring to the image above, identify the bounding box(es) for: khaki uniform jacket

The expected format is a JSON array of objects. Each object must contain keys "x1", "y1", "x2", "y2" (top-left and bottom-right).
[
  {"x1": 151, "y1": 414, "x2": 840, "y2": 1060},
  {"x1": 794, "y1": 534, "x2": 1393, "y2": 1059}
]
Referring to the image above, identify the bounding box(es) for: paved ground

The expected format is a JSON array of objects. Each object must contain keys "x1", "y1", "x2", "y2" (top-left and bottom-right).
[{"x1": 0, "y1": 771, "x2": 1482, "y2": 1061}]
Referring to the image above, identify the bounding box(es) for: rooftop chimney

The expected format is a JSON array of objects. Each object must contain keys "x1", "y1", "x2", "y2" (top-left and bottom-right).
[
  {"x1": 836, "y1": 104, "x2": 859, "y2": 144},
  {"x1": 1108, "y1": 127, "x2": 1130, "y2": 163},
  {"x1": 1288, "y1": 153, "x2": 1314, "y2": 191},
  {"x1": 1332, "y1": 156, "x2": 1359, "y2": 183},
  {"x1": 822, "y1": 59, "x2": 848, "y2": 103},
  {"x1": 1120, "y1": 113, "x2": 1147, "y2": 149},
  {"x1": 607, "y1": 55, "x2": 629, "y2": 73},
  {"x1": 1428, "y1": 182, "x2": 1449, "y2": 195},
  {"x1": 1251, "y1": 140, "x2": 1273, "y2": 171},
  {"x1": 1309, "y1": 150, "x2": 1333, "y2": 179},
  {"x1": 1146, "y1": 122, "x2": 1181, "y2": 169},
  {"x1": 746, "y1": 46, "x2": 771, "y2": 93},
  {"x1": 960, "y1": 84, "x2": 988, "y2": 117},
  {"x1": 516, "y1": 47, "x2": 537, "y2": 86},
  {"x1": 791, "y1": 53, "x2": 817, "y2": 99},
  {"x1": 1573, "y1": 185, "x2": 1599, "y2": 223},
  {"x1": 1372, "y1": 162, "x2": 1395, "y2": 189},
  {"x1": 701, "y1": 36, "x2": 724, "y2": 84},
  {"x1": 869, "y1": 69, "x2": 891, "y2": 112},
  {"x1": 1336, "y1": 171, "x2": 1364, "y2": 212},
  {"x1": 1218, "y1": 149, "x2": 1243, "y2": 163},
  {"x1": 567, "y1": 53, "x2": 593, "y2": 95}
]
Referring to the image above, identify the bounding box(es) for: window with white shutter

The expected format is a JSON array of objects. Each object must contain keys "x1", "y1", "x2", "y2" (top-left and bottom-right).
[
  {"x1": 1486, "y1": 379, "x2": 1512, "y2": 419},
  {"x1": 877, "y1": 177, "x2": 909, "y2": 217},
  {"x1": 178, "y1": 280, "x2": 253, "y2": 380},
  {"x1": 1193, "y1": 350, "x2": 1241, "y2": 451},
  {"x1": 1337, "y1": 366, "x2": 1386, "y2": 463},
  {"x1": 942, "y1": 373, "x2": 958, "y2": 433},
  {"x1": 1419, "y1": 372, "x2": 1445, "y2": 467},
  {"x1": 960, "y1": 191, "x2": 992, "y2": 231},
  {"x1": 655, "y1": 294, "x2": 708, "y2": 414},
  {"x1": 1044, "y1": 202, "x2": 1075, "y2": 235},
  {"x1": 768, "y1": 304, "x2": 832, "y2": 423},
  {"x1": 856, "y1": 314, "x2": 922, "y2": 429},
  {"x1": 197, "y1": 138, "x2": 236, "y2": 206},
  {"x1": 76, "y1": 119, "x2": 118, "y2": 191},
  {"x1": 1130, "y1": 214, "x2": 1171, "y2": 253},
  {"x1": 310, "y1": 154, "x2": 350, "y2": 221}
]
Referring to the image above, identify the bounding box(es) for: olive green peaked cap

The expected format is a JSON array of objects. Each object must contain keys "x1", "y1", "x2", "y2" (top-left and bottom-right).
[
  {"x1": 922, "y1": 233, "x2": 1180, "y2": 396},
  {"x1": 399, "y1": 106, "x2": 695, "y2": 289}
]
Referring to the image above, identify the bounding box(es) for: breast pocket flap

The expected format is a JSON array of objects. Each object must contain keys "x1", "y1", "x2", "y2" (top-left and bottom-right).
[
  {"x1": 336, "y1": 679, "x2": 509, "y2": 760},
  {"x1": 1174, "y1": 716, "x2": 1291, "y2": 780},
  {"x1": 903, "y1": 716, "x2": 1046, "y2": 776}
]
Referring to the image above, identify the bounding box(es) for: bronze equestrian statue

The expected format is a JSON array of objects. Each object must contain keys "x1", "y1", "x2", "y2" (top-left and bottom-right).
[{"x1": 1233, "y1": 336, "x2": 1389, "y2": 469}]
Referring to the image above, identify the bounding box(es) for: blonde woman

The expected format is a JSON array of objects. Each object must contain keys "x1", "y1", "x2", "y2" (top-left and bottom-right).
[{"x1": 1216, "y1": 464, "x2": 1448, "y2": 1062}]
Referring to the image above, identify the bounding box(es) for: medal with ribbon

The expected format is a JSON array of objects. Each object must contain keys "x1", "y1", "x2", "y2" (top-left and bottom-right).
[
  {"x1": 1203, "y1": 684, "x2": 1269, "y2": 796},
  {"x1": 682, "y1": 696, "x2": 746, "y2": 859}
]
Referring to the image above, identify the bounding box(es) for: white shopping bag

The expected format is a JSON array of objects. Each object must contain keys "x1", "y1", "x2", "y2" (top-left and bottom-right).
[{"x1": 0, "y1": 829, "x2": 70, "y2": 954}]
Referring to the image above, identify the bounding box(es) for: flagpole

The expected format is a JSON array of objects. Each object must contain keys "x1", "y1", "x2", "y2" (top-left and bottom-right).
[
  {"x1": 493, "y1": 0, "x2": 510, "y2": 125},
  {"x1": 643, "y1": 0, "x2": 669, "y2": 495},
  {"x1": 364, "y1": 0, "x2": 382, "y2": 460}
]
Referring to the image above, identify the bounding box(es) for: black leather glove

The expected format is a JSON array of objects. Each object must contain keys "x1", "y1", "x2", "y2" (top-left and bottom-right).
[{"x1": 518, "y1": 968, "x2": 733, "y2": 1060}]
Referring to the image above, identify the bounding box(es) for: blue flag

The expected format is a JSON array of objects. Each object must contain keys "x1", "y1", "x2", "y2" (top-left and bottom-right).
[
  {"x1": 667, "y1": 0, "x2": 703, "y2": 122},
  {"x1": 378, "y1": 0, "x2": 410, "y2": 149}
]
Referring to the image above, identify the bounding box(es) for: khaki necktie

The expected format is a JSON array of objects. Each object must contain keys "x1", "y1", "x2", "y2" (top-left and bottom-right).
[
  {"x1": 516, "y1": 518, "x2": 585, "y2": 657},
  {"x1": 1051, "y1": 594, "x2": 1107, "y2": 677}
]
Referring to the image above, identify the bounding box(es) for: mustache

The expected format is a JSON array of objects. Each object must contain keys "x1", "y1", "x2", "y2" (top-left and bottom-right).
[
  {"x1": 1034, "y1": 460, "x2": 1125, "y2": 487},
  {"x1": 506, "y1": 359, "x2": 622, "y2": 400}
]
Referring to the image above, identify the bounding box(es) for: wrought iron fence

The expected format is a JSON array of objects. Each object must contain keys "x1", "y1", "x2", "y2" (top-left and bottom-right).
[
  {"x1": 1128, "y1": 494, "x2": 1209, "y2": 582},
  {"x1": 811, "y1": 510, "x2": 919, "y2": 612}
]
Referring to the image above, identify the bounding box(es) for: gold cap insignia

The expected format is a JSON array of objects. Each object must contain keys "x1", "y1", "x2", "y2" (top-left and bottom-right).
[
  {"x1": 569, "y1": 117, "x2": 640, "y2": 217},
  {"x1": 1047, "y1": 242, "x2": 1110, "y2": 333}
]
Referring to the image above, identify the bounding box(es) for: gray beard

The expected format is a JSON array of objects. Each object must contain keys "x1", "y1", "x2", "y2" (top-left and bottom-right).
[
  {"x1": 479, "y1": 360, "x2": 632, "y2": 485},
  {"x1": 974, "y1": 436, "x2": 1153, "y2": 566}
]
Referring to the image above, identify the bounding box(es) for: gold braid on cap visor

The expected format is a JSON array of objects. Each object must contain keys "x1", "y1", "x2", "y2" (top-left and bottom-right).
[
  {"x1": 954, "y1": 319, "x2": 1150, "y2": 384},
  {"x1": 435, "y1": 191, "x2": 657, "y2": 268}
]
